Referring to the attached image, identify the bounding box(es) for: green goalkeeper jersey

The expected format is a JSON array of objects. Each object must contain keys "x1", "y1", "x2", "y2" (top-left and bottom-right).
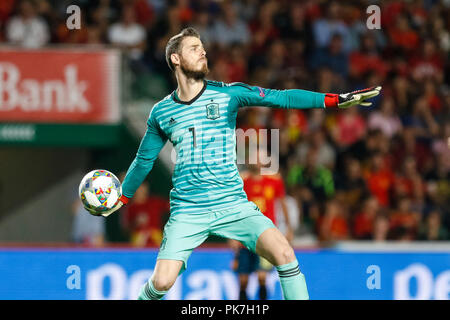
[{"x1": 121, "y1": 80, "x2": 325, "y2": 215}]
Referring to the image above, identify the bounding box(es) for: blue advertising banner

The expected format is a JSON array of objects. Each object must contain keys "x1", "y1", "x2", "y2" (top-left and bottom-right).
[{"x1": 0, "y1": 248, "x2": 449, "y2": 300}]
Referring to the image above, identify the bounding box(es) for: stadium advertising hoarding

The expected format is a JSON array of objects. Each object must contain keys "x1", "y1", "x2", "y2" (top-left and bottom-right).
[
  {"x1": 0, "y1": 248, "x2": 449, "y2": 300},
  {"x1": 0, "y1": 48, "x2": 120, "y2": 124},
  {"x1": 0, "y1": 123, "x2": 123, "y2": 146}
]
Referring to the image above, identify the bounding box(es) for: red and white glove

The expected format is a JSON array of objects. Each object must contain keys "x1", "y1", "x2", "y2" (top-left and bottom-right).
[
  {"x1": 324, "y1": 86, "x2": 382, "y2": 108},
  {"x1": 100, "y1": 194, "x2": 129, "y2": 217}
]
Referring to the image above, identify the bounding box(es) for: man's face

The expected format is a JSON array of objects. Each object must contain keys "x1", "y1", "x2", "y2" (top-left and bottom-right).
[{"x1": 177, "y1": 36, "x2": 209, "y2": 79}]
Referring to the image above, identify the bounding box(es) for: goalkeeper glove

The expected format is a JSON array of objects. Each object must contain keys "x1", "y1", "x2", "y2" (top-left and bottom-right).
[
  {"x1": 101, "y1": 195, "x2": 129, "y2": 217},
  {"x1": 86, "y1": 195, "x2": 129, "y2": 217},
  {"x1": 99, "y1": 201, "x2": 123, "y2": 217},
  {"x1": 324, "y1": 86, "x2": 382, "y2": 108}
]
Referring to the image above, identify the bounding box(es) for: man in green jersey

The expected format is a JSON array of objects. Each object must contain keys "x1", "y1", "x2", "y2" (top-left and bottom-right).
[{"x1": 102, "y1": 27, "x2": 381, "y2": 300}]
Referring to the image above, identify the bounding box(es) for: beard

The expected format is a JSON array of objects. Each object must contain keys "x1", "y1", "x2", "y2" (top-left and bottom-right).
[{"x1": 179, "y1": 57, "x2": 209, "y2": 80}]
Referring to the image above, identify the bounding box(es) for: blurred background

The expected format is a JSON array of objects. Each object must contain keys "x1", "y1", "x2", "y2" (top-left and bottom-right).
[{"x1": 0, "y1": 0, "x2": 449, "y2": 300}]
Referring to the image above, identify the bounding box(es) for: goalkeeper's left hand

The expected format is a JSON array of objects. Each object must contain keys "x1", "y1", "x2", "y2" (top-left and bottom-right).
[{"x1": 324, "y1": 86, "x2": 382, "y2": 108}]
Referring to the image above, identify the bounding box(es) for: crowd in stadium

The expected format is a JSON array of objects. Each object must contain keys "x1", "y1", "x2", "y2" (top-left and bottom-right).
[{"x1": 2, "y1": 0, "x2": 449, "y2": 243}]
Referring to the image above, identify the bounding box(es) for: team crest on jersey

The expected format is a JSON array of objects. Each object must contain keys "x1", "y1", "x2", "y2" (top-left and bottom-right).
[{"x1": 205, "y1": 103, "x2": 220, "y2": 120}]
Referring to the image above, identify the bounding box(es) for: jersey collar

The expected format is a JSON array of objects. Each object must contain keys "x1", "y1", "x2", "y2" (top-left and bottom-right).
[{"x1": 171, "y1": 79, "x2": 207, "y2": 105}]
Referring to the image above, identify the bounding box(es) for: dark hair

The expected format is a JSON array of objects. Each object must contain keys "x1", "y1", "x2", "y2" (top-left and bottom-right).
[{"x1": 165, "y1": 27, "x2": 201, "y2": 71}]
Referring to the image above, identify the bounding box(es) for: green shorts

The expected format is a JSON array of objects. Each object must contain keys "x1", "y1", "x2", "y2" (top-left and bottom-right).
[{"x1": 157, "y1": 201, "x2": 276, "y2": 273}]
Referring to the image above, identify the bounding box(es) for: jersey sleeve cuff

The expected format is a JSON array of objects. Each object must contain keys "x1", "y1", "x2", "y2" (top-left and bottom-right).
[
  {"x1": 324, "y1": 93, "x2": 339, "y2": 108},
  {"x1": 119, "y1": 194, "x2": 130, "y2": 205}
]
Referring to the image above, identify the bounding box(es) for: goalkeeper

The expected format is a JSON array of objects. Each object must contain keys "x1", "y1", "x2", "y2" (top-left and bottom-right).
[{"x1": 104, "y1": 27, "x2": 381, "y2": 300}]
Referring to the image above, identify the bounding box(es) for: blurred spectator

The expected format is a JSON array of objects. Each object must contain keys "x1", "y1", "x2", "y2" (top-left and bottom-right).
[
  {"x1": 389, "y1": 197, "x2": 420, "y2": 241},
  {"x1": 275, "y1": 194, "x2": 300, "y2": 236},
  {"x1": 288, "y1": 148, "x2": 335, "y2": 203},
  {"x1": 108, "y1": 4, "x2": 146, "y2": 61},
  {"x1": 310, "y1": 33, "x2": 348, "y2": 78},
  {"x1": 391, "y1": 75, "x2": 412, "y2": 115},
  {"x1": 431, "y1": 122, "x2": 450, "y2": 172},
  {"x1": 312, "y1": 1, "x2": 352, "y2": 52},
  {"x1": 122, "y1": 181, "x2": 169, "y2": 247},
  {"x1": 232, "y1": 0, "x2": 258, "y2": 22},
  {"x1": 364, "y1": 152, "x2": 395, "y2": 207},
  {"x1": 335, "y1": 157, "x2": 369, "y2": 212},
  {"x1": 287, "y1": 148, "x2": 334, "y2": 226},
  {"x1": 35, "y1": 0, "x2": 58, "y2": 33},
  {"x1": 349, "y1": 32, "x2": 389, "y2": 79},
  {"x1": 353, "y1": 197, "x2": 380, "y2": 240},
  {"x1": 211, "y1": 1, "x2": 250, "y2": 48},
  {"x1": 394, "y1": 157, "x2": 425, "y2": 204},
  {"x1": 284, "y1": 39, "x2": 309, "y2": 81},
  {"x1": 71, "y1": 199, "x2": 105, "y2": 247},
  {"x1": 431, "y1": 16, "x2": 450, "y2": 53},
  {"x1": 87, "y1": 0, "x2": 113, "y2": 37},
  {"x1": 418, "y1": 210, "x2": 449, "y2": 241},
  {"x1": 423, "y1": 80, "x2": 444, "y2": 115},
  {"x1": 243, "y1": 158, "x2": 294, "y2": 241},
  {"x1": 191, "y1": 10, "x2": 213, "y2": 47},
  {"x1": 388, "y1": 13, "x2": 420, "y2": 53},
  {"x1": 410, "y1": 39, "x2": 444, "y2": 83},
  {"x1": 401, "y1": 96, "x2": 439, "y2": 138},
  {"x1": 373, "y1": 211, "x2": 390, "y2": 242},
  {"x1": 425, "y1": 152, "x2": 450, "y2": 213},
  {"x1": 368, "y1": 96, "x2": 402, "y2": 138},
  {"x1": 318, "y1": 199, "x2": 349, "y2": 242},
  {"x1": 173, "y1": 0, "x2": 194, "y2": 25},
  {"x1": 279, "y1": 1, "x2": 310, "y2": 42},
  {"x1": 209, "y1": 52, "x2": 232, "y2": 83},
  {"x1": 330, "y1": 107, "x2": 367, "y2": 149},
  {"x1": 316, "y1": 67, "x2": 343, "y2": 94},
  {"x1": 296, "y1": 128, "x2": 336, "y2": 170},
  {"x1": 132, "y1": 0, "x2": 155, "y2": 28},
  {"x1": 263, "y1": 39, "x2": 288, "y2": 86},
  {"x1": 85, "y1": 24, "x2": 105, "y2": 46},
  {"x1": 344, "y1": 129, "x2": 383, "y2": 166},
  {"x1": 283, "y1": 109, "x2": 308, "y2": 145},
  {"x1": 307, "y1": 108, "x2": 326, "y2": 132},
  {"x1": 226, "y1": 43, "x2": 249, "y2": 82},
  {"x1": 0, "y1": 0, "x2": 15, "y2": 24},
  {"x1": 391, "y1": 127, "x2": 433, "y2": 174},
  {"x1": 235, "y1": 159, "x2": 293, "y2": 300},
  {"x1": 248, "y1": 0, "x2": 279, "y2": 56},
  {"x1": 6, "y1": 0, "x2": 50, "y2": 48}
]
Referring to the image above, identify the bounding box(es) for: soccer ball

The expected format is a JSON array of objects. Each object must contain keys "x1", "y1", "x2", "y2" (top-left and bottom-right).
[{"x1": 79, "y1": 169, "x2": 122, "y2": 216}]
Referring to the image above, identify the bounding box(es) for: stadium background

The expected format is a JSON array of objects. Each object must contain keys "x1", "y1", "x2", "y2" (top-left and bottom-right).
[{"x1": 0, "y1": 0, "x2": 449, "y2": 299}]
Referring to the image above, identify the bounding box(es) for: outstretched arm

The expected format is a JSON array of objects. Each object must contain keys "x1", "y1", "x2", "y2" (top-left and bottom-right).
[
  {"x1": 234, "y1": 83, "x2": 326, "y2": 109},
  {"x1": 102, "y1": 108, "x2": 168, "y2": 217},
  {"x1": 231, "y1": 82, "x2": 381, "y2": 110}
]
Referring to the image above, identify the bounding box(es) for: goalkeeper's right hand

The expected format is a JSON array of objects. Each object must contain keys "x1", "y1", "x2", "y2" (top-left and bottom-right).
[{"x1": 100, "y1": 195, "x2": 129, "y2": 217}]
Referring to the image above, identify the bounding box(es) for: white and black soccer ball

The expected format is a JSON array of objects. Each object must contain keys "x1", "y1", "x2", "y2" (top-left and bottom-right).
[{"x1": 79, "y1": 169, "x2": 122, "y2": 216}]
